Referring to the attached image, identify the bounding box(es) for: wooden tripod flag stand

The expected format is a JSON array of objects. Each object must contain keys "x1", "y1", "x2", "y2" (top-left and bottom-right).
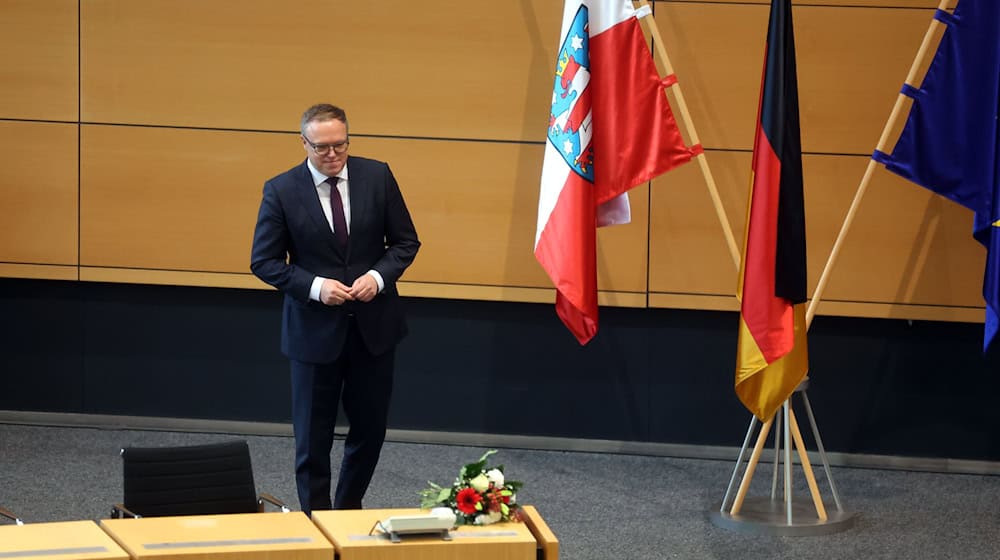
[{"x1": 711, "y1": 379, "x2": 856, "y2": 535}]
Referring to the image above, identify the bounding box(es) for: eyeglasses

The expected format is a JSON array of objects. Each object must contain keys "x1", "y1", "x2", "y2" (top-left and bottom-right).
[{"x1": 303, "y1": 136, "x2": 350, "y2": 155}]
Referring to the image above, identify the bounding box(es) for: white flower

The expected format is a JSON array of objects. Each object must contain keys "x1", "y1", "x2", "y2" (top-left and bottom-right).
[
  {"x1": 474, "y1": 511, "x2": 503, "y2": 525},
  {"x1": 486, "y1": 468, "x2": 505, "y2": 487},
  {"x1": 470, "y1": 473, "x2": 490, "y2": 493}
]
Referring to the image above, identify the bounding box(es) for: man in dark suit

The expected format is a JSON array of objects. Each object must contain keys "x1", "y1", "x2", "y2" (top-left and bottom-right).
[{"x1": 250, "y1": 103, "x2": 420, "y2": 513}]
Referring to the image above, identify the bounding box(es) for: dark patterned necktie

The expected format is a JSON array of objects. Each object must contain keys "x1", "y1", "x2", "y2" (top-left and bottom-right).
[{"x1": 326, "y1": 176, "x2": 348, "y2": 249}]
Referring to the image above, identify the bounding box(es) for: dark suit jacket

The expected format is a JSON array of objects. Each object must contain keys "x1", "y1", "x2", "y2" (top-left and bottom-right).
[{"x1": 250, "y1": 156, "x2": 420, "y2": 363}]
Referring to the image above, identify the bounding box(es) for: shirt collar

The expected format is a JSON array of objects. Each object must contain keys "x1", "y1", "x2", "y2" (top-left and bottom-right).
[{"x1": 306, "y1": 158, "x2": 349, "y2": 187}]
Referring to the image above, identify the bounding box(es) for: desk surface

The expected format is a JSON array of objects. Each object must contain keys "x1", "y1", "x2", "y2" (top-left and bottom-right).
[
  {"x1": 311, "y1": 508, "x2": 537, "y2": 560},
  {"x1": 100, "y1": 512, "x2": 333, "y2": 560},
  {"x1": 0, "y1": 520, "x2": 128, "y2": 560}
]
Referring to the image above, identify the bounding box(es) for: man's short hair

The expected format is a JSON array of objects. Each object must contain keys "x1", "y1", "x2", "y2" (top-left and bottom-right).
[{"x1": 301, "y1": 104, "x2": 349, "y2": 135}]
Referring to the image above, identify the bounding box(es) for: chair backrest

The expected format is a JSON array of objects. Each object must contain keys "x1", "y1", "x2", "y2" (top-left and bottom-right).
[{"x1": 121, "y1": 440, "x2": 259, "y2": 517}]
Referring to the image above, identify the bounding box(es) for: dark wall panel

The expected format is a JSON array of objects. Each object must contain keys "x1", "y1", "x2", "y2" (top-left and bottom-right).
[
  {"x1": 394, "y1": 299, "x2": 656, "y2": 441},
  {"x1": 1, "y1": 279, "x2": 998, "y2": 461},
  {"x1": 805, "y1": 316, "x2": 1000, "y2": 460},
  {"x1": 78, "y1": 283, "x2": 290, "y2": 422},
  {"x1": 0, "y1": 281, "x2": 84, "y2": 411}
]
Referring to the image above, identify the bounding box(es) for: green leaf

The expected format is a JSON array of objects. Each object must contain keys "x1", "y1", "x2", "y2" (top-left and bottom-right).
[
  {"x1": 477, "y1": 449, "x2": 498, "y2": 464},
  {"x1": 461, "y1": 450, "x2": 497, "y2": 480}
]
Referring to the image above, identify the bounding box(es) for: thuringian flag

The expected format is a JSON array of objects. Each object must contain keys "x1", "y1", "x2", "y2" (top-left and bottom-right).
[
  {"x1": 873, "y1": 0, "x2": 1000, "y2": 353},
  {"x1": 536, "y1": 0, "x2": 701, "y2": 345},
  {"x1": 735, "y1": 0, "x2": 809, "y2": 421}
]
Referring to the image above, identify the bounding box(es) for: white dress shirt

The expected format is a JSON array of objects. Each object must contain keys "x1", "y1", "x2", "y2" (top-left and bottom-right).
[{"x1": 305, "y1": 159, "x2": 384, "y2": 301}]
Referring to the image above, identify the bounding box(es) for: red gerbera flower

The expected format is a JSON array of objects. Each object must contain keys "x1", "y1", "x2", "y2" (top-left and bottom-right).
[{"x1": 455, "y1": 487, "x2": 482, "y2": 514}]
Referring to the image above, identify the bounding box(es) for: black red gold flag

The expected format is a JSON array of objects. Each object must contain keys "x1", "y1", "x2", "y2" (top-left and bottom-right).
[{"x1": 735, "y1": 0, "x2": 809, "y2": 421}]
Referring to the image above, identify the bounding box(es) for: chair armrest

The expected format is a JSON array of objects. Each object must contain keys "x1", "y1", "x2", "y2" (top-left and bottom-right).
[
  {"x1": 111, "y1": 503, "x2": 141, "y2": 519},
  {"x1": 258, "y1": 493, "x2": 291, "y2": 513},
  {"x1": 0, "y1": 506, "x2": 23, "y2": 525}
]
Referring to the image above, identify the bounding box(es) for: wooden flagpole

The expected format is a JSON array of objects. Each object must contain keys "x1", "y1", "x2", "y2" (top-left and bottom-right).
[
  {"x1": 729, "y1": 418, "x2": 773, "y2": 514},
  {"x1": 789, "y1": 407, "x2": 827, "y2": 520},
  {"x1": 634, "y1": 0, "x2": 741, "y2": 270},
  {"x1": 805, "y1": 0, "x2": 953, "y2": 328}
]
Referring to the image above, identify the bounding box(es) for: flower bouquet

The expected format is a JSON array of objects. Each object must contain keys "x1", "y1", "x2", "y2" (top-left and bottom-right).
[{"x1": 419, "y1": 449, "x2": 524, "y2": 526}]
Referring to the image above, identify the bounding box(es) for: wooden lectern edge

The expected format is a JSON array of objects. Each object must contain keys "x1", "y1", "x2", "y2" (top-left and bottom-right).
[
  {"x1": 96, "y1": 519, "x2": 139, "y2": 560},
  {"x1": 520, "y1": 505, "x2": 559, "y2": 560}
]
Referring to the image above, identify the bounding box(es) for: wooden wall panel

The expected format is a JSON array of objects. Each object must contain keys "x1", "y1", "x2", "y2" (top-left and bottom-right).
[
  {"x1": 0, "y1": 121, "x2": 78, "y2": 267},
  {"x1": 649, "y1": 151, "x2": 743, "y2": 299},
  {"x1": 80, "y1": 125, "x2": 301, "y2": 273},
  {"x1": 0, "y1": 0, "x2": 78, "y2": 121},
  {"x1": 350, "y1": 137, "x2": 549, "y2": 289},
  {"x1": 809, "y1": 159, "x2": 984, "y2": 309},
  {"x1": 81, "y1": 0, "x2": 562, "y2": 141},
  {"x1": 650, "y1": 151, "x2": 985, "y2": 310},
  {"x1": 655, "y1": 3, "x2": 936, "y2": 154},
  {"x1": 354, "y1": 136, "x2": 648, "y2": 293},
  {"x1": 80, "y1": 267, "x2": 268, "y2": 289},
  {"x1": 79, "y1": 126, "x2": 649, "y2": 294}
]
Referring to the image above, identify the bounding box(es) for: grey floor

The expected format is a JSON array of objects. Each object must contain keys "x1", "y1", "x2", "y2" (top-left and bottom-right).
[{"x1": 1, "y1": 423, "x2": 999, "y2": 559}]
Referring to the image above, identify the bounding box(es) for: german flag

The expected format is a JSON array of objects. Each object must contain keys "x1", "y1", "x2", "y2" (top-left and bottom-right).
[{"x1": 735, "y1": 0, "x2": 809, "y2": 421}]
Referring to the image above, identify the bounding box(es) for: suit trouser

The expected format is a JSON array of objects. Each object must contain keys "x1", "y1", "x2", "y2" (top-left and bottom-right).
[{"x1": 290, "y1": 319, "x2": 395, "y2": 514}]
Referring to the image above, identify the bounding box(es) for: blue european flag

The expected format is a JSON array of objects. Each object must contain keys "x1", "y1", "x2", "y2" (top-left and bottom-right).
[{"x1": 874, "y1": 0, "x2": 1000, "y2": 352}]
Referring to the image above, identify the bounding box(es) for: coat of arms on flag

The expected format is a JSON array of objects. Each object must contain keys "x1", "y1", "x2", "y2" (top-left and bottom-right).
[{"x1": 548, "y1": 6, "x2": 594, "y2": 183}]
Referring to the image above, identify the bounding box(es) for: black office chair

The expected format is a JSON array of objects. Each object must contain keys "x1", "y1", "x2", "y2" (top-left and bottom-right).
[
  {"x1": 0, "y1": 506, "x2": 23, "y2": 525},
  {"x1": 111, "y1": 439, "x2": 288, "y2": 518}
]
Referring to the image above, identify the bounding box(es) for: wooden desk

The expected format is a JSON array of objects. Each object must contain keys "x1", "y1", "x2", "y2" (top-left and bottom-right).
[
  {"x1": 312, "y1": 507, "x2": 557, "y2": 560},
  {"x1": 0, "y1": 520, "x2": 128, "y2": 560},
  {"x1": 100, "y1": 512, "x2": 332, "y2": 560}
]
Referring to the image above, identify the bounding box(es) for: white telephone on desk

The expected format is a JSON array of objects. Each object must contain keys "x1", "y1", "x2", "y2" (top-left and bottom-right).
[{"x1": 375, "y1": 507, "x2": 457, "y2": 543}]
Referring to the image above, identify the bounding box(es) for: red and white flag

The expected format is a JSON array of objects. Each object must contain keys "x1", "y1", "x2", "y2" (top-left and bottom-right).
[{"x1": 535, "y1": 0, "x2": 699, "y2": 345}]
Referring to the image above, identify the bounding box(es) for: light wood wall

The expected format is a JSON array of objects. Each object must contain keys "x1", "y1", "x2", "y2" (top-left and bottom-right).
[{"x1": 0, "y1": 0, "x2": 983, "y2": 323}]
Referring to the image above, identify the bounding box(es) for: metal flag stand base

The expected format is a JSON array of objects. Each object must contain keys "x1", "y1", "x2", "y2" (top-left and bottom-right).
[
  {"x1": 710, "y1": 496, "x2": 856, "y2": 537},
  {"x1": 710, "y1": 379, "x2": 858, "y2": 536}
]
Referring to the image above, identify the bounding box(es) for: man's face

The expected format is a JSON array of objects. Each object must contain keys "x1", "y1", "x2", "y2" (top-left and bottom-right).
[{"x1": 302, "y1": 118, "x2": 349, "y2": 176}]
